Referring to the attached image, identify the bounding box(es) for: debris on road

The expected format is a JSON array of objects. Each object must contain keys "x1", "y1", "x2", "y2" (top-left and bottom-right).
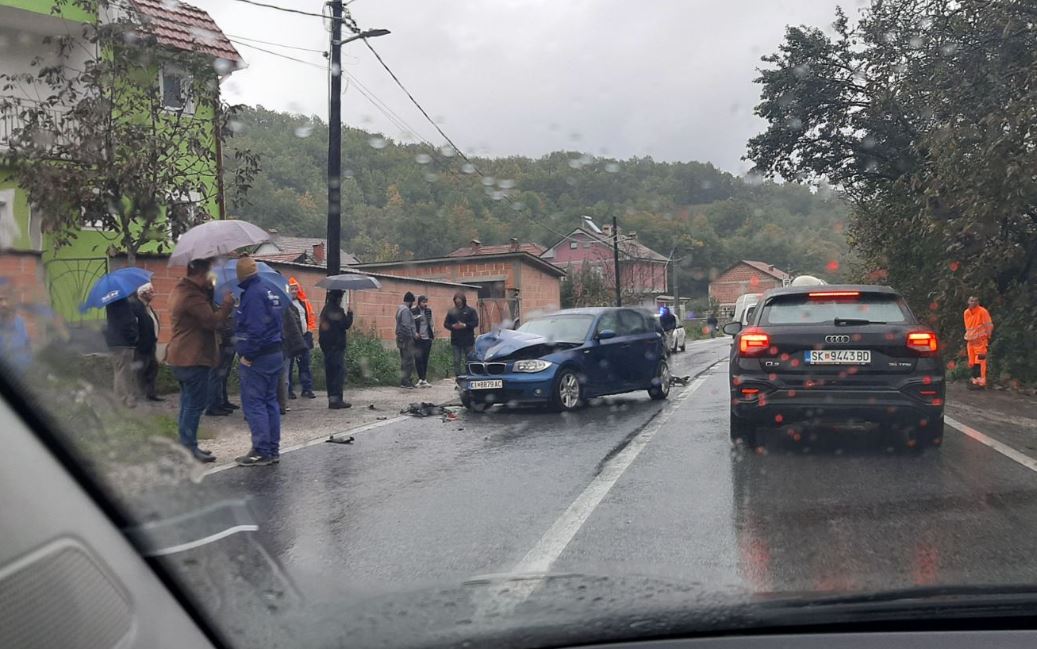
[
  {"x1": 670, "y1": 375, "x2": 692, "y2": 387},
  {"x1": 325, "y1": 434, "x2": 355, "y2": 445},
  {"x1": 401, "y1": 402, "x2": 449, "y2": 417}
]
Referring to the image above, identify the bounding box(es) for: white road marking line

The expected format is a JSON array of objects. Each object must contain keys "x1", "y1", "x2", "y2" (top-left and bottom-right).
[
  {"x1": 202, "y1": 415, "x2": 409, "y2": 477},
  {"x1": 143, "y1": 524, "x2": 260, "y2": 557},
  {"x1": 946, "y1": 415, "x2": 1037, "y2": 473},
  {"x1": 471, "y1": 368, "x2": 716, "y2": 618}
]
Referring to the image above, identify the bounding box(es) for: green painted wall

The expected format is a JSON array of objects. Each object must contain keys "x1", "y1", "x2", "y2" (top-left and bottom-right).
[{"x1": 0, "y1": 0, "x2": 92, "y2": 22}]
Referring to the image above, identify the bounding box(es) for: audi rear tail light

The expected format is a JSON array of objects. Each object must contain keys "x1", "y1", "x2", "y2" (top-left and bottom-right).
[
  {"x1": 739, "y1": 328, "x2": 770, "y2": 356},
  {"x1": 907, "y1": 331, "x2": 939, "y2": 353}
]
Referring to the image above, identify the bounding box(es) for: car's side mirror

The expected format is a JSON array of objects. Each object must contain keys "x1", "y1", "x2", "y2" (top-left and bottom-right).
[
  {"x1": 722, "y1": 322, "x2": 742, "y2": 336},
  {"x1": 745, "y1": 306, "x2": 756, "y2": 322},
  {"x1": 596, "y1": 329, "x2": 617, "y2": 340}
]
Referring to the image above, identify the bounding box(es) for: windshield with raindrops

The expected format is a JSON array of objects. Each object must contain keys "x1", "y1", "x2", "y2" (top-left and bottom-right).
[{"x1": 1, "y1": 1, "x2": 1036, "y2": 648}]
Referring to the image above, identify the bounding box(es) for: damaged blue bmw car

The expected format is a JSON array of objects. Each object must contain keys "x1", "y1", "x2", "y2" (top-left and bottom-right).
[{"x1": 459, "y1": 307, "x2": 671, "y2": 412}]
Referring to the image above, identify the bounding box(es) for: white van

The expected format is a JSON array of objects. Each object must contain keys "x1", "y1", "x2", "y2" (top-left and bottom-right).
[{"x1": 732, "y1": 293, "x2": 762, "y2": 326}]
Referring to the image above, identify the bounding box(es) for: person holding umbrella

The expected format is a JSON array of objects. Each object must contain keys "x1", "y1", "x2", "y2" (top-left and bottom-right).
[
  {"x1": 165, "y1": 259, "x2": 233, "y2": 462},
  {"x1": 234, "y1": 255, "x2": 285, "y2": 467},
  {"x1": 319, "y1": 289, "x2": 354, "y2": 409}
]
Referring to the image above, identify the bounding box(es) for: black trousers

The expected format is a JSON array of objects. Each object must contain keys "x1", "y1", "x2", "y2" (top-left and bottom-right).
[
  {"x1": 135, "y1": 349, "x2": 159, "y2": 398},
  {"x1": 323, "y1": 346, "x2": 346, "y2": 403},
  {"x1": 415, "y1": 339, "x2": 432, "y2": 381}
]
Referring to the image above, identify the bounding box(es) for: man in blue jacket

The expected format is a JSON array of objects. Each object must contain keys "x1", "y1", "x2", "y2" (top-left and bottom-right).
[{"x1": 234, "y1": 256, "x2": 285, "y2": 467}]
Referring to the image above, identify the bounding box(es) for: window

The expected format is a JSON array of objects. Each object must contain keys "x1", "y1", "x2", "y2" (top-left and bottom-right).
[
  {"x1": 595, "y1": 310, "x2": 618, "y2": 335},
  {"x1": 160, "y1": 67, "x2": 194, "y2": 113},
  {"x1": 570, "y1": 241, "x2": 579, "y2": 249},
  {"x1": 616, "y1": 309, "x2": 648, "y2": 335}
]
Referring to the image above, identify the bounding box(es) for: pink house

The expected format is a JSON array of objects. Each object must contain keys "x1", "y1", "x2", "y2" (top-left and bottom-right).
[{"x1": 540, "y1": 218, "x2": 669, "y2": 304}]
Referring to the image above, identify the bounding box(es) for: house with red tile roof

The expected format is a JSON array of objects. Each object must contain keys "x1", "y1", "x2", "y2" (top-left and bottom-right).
[{"x1": 709, "y1": 260, "x2": 791, "y2": 315}]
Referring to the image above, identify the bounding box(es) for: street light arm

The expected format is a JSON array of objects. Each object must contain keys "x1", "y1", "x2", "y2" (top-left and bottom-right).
[{"x1": 335, "y1": 29, "x2": 390, "y2": 47}]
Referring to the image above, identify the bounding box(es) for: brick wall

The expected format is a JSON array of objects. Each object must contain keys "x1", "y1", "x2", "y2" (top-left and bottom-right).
[
  {"x1": 709, "y1": 263, "x2": 784, "y2": 305},
  {"x1": 355, "y1": 256, "x2": 563, "y2": 326},
  {"x1": 262, "y1": 262, "x2": 478, "y2": 344},
  {"x1": 0, "y1": 250, "x2": 50, "y2": 343}
]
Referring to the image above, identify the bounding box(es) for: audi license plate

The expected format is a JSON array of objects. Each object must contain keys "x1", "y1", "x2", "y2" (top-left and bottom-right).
[
  {"x1": 805, "y1": 350, "x2": 871, "y2": 365},
  {"x1": 469, "y1": 379, "x2": 503, "y2": 390}
]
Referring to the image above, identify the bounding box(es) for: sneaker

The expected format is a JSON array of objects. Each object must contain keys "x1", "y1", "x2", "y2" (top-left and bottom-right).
[
  {"x1": 192, "y1": 448, "x2": 216, "y2": 463},
  {"x1": 205, "y1": 408, "x2": 232, "y2": 417},
  {"x1": 400, "y1": 382, "x2": 416, "y2": 389},
  {"x1": 235, "y1": 453, "x2": 275, "y2": 467},
  {"x1": 302, "y1": 390, "x2": 317, "y2": 399},
  {"x1": 197, "y1": 448, "x2": 214, "y2": 457},
  {"x1": 288, "y1": 392, "x2": 297, "y2": 400},
  {"x1": 222, "y1": 402, "x2": 240, "y2": 410},
  {"x1": 329, "y1": 401, "x2": 353, "y2": 409},
  {"x1": 280, "y1": 407, "x2": 288, "y2": 415}
]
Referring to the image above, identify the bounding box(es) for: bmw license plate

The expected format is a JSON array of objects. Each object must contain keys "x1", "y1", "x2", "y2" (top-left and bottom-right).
[
  {"x1": 469, "y1": 379, "x2": 503, "y2": 390},
  {"x1": 805, "y1": 350, "x2": 871, "y2": 365}
]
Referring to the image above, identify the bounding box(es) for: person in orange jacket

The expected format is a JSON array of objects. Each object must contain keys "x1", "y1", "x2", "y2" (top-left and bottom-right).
[
  {"x1": 287, "y1": 277, "x2": 317, "y2": 399},
  {"x1": 963, "y1": 295, "x2": 994, "y2": 389}
]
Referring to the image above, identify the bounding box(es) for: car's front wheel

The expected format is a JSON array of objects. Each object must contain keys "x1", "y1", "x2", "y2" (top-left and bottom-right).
[
  {"x1": 552, "y1": 369, "x2": 583, "y2": 412},
  {"x1": 648, "y1": 360, "x2": 670, "y2": 400}
]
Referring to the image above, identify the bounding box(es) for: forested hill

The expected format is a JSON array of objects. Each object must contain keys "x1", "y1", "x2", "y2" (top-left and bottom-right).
[{"x1": 223, "y1": 106, "x2": 850, "y2": 296}]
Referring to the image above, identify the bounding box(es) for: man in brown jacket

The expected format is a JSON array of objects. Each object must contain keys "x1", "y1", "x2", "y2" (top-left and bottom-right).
[{"x1": 165, "y1": 258, "x2": 233, "y2": 462}]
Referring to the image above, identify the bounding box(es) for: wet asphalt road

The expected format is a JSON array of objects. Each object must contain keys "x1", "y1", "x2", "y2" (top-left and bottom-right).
[{"x1": 157, "y1": 336, "x2": 1037, "y2": 646}]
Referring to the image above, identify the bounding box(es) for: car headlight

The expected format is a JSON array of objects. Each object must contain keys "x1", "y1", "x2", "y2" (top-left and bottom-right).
[{"x1": 512, "y1": 359, "x2": 553, "y2": 373}]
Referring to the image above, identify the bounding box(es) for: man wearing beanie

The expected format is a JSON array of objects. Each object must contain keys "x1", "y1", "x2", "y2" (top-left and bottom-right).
[
  {"x1": 165, "y1": 258, "x2": 233, "y2": 462},
  {"x1": 234, "y1": 255, "x2": 286, "y2": 466},
  {"x1": 395, "y1": 291, "x2": 419, "y2": 389}
]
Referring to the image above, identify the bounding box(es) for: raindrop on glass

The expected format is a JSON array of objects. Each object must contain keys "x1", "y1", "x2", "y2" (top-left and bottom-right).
[
  {"x1": 228, "y1": 120, "x2": 244, "y2": 134},
  {"x1": 498, "y1": 179, "x2": 515, "y2": 189},
  {"x1": 213, "y1": 58, "x2": 233, "y2": 74},
  {"x1": 439, "y1": 145, "x2": 455, "y2": 158},
  {"x1": 415, "y1": 153, "x2": 432, "y2": 165},
  {"x1": 461, "y1": 163, "x2": 476, "y2": 174},
  {"x1": 605, "y1": 162, "x2": 620, "y2": 173},
  {"x1": 160, "y1": 0, "x2": 180, "y2": 9},
  {"x1": 424, "y1": 172, "x2": 438, "y2": 183},
  {"x1": 368, "y1": 136, "x2": 387, "y2": 149},
  {"x1": 294, "y1": 125, "x2": 313, "y2": 138},
  {"x1": 330, "y1": 63, "x2": 341, "y2": 76},
  {"x1": 908, "y1": 36, "x2": 924, "y2": 49},
  {"x1": 481, "y1": 176, "x2": 495, "y2": 187}
]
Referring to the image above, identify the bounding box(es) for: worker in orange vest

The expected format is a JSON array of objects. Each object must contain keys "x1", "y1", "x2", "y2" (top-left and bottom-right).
[{"x1": 963, "y1": 295, "x2": 994, "y2": 389}]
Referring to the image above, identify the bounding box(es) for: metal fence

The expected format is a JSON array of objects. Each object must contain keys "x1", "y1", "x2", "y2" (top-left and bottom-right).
[{"x1": 43, "y1": 257, "x2": 109, "y2": 326}]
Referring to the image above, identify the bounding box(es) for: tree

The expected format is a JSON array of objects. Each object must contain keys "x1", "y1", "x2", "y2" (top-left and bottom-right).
[
  {"x1": 747, "y1": 0, "x2": 1037, "y2": 383},
  {"x1": 0, "y1": 0, "x2": 259, "y2": 263}
]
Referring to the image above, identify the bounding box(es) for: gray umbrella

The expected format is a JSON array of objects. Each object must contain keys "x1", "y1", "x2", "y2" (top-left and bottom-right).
[
  {"x1": 317, "y1": 274, "x2": 383, "y2": 291},
  {"x1": 168, "y1": 219, "x2": 271, "y2": 266}
]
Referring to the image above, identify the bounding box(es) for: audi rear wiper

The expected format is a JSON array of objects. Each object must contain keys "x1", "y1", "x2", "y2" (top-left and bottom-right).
[{"x1": 834, "y1": 318, "x2": 886, "y2": 326}]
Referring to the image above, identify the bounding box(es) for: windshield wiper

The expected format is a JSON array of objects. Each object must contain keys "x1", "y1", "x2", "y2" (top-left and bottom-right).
[{"x1": 834, "y1": 318, "x2": 886, "y2": 326}]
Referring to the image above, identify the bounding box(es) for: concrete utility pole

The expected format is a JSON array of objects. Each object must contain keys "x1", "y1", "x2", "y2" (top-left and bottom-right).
[
  {"x1": 326, "y1": 6, "x2": 388, "y2": 275},
  {"x1": 612, "y1": 215, "x2": 621, "y2": 307}
]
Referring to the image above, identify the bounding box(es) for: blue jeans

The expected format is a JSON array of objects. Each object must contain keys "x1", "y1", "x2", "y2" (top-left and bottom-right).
[
  {"x1": 240, "y1": 352, "x2": 283, "y2": 458},
  {"x1": 171, "y1": 366, "x2": 210, "y2": 450},
  {"x1": 288, "y1": 333, "x2": 314, "y2": 393}
]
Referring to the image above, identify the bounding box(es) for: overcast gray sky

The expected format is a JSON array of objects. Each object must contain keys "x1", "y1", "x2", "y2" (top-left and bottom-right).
[{"x1": 192, "y1": 0, "x2": 856, "y2": 174}]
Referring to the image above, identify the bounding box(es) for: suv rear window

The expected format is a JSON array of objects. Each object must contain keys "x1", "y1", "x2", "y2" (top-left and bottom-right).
[{"x1": 759, "y1": 293, "x2": 913, "y2": 325}]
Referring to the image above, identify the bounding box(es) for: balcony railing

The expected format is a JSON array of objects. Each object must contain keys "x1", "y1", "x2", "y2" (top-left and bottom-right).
[{"x1": 0, "y1": 96, "x2": 73, "y2": 151}]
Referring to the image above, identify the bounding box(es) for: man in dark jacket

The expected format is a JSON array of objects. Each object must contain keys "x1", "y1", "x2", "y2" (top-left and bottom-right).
[
  {"x1": 234, "y1": 256, "x2": 285, "y2": 467},
  {"x1": 105, "y1": 296, "x2": 139, "y2": 407},
  {"x1": 319, "y1": 289, "x2": 354, "y2": 409},
  {"x1": 413, "y1": 295, "x2": 435, "y2": 388},
  {"x1": 396, "y1": 291, "x2": 419, "y2": 389},
  {"x1": 129, "y1": 283, "x2": 161, "y2": 401},
  {"x1": 443, "y1": 292, "x2": 479, "y2": 377}
]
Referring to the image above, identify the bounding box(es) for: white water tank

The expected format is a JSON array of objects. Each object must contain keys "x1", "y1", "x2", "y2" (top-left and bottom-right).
[{"x1": 790, "y1": 275, "x2": 827, "y2": 287}]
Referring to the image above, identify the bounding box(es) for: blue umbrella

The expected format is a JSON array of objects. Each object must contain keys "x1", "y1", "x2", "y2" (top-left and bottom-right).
[
  {"x1": 212, "y1": 259, "x2": 290, "y2": 306},
  {"x1": 80, "y1": 267, "x2": 153, "y2": 312}
]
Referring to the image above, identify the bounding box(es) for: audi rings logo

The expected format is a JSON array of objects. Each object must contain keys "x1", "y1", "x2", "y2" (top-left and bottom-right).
[{"x1": 825, "y1": 335, "x2": 851, "y2": 344}]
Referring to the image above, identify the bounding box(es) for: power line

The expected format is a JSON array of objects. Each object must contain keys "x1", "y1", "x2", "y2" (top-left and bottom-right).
[
  {"x1": 223, "y1": 0, "x2": 359, "y2": 27},
  {"x1": 229, "y1": 39, "x2": 326, "y2": 68},
  {"x1": 225, "y1": 33, "x2": 326, "y2": 54}
]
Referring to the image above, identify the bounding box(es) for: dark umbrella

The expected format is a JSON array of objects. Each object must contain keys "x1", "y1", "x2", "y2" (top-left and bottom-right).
[
  {"x1": 80, "y1": 267, "x2": 153, "y2": 312},
  {"x1": 316, "y1": 274, "x2": 382, "y2": 291}
]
